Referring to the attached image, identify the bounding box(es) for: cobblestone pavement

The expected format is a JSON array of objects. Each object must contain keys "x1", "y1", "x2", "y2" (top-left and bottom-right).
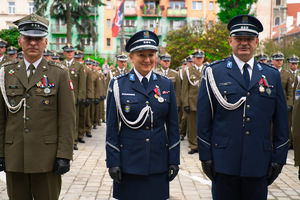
[{"x1": 0, "y1": 123, "x2": 300, "y2": 200}]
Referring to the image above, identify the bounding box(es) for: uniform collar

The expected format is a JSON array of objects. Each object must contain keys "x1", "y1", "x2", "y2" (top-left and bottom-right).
[
  {"x1": 66, "y1": 59, "x2": 74, "y2": 66},
  {"x1": 232, "y1": 54, "x2": 254, "y2": 72},
  {"x1": 133, "y1": 67, "x2": 152, "y2": 82},
  {"x1": 0, "y1": 54, "x2": 4, "y2": 62},
  {"x1": 24, "y1": 57, "x2": 42, "y2": 70}
]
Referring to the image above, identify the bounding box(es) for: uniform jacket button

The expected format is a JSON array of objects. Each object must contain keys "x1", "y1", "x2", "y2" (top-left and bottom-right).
[
  {"x1": 247, "y1": 92, "x2": 250, "y2": 96},
  {"x1": 145, "y1": 138, "x2": 149, "y2": 142},
  {"x1": 245, "y1": 131, "x2": 250, "y2": 135},
  {"x1": 26, "y1": 94, "x2": 30, "y2": 98},
  {"x1": 246, "y1": 118, "x2": 250, "y2": 122},
  {"x1": 120, "y1": 144, "x2": 123, "y2": 148},
  {"x1": 247, "y1": 105, "x2": 250, "y2": 109},
  {"x1": 145, "y1": 126, "x2": 149, "y2": 130},
  {"x1": 25, "y1": 117, "x2": 30, "y2": 121},
  {"x1": 24, "y1": 129, "x2": 29, "y2": 133},
  {"x1": 26, "y1": 105, "x2": 30, "y2": 109}
]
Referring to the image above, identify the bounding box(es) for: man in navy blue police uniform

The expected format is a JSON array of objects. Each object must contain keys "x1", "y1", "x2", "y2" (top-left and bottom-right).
[
  {"x1": 106, "y1": 30, "x2": 180, "y2": 200},
  {"x1": 197, "y1": 15, "x2": 289, "y2": 200}
]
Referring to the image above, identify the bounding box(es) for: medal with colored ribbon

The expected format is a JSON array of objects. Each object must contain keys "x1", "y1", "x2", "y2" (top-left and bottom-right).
[
  {"x1": 36, "y1": 75, "x2": 55, "y2": 94},
  {"x1": 261, "y1": 75, "x2": 272, "y2": 95},
  {"x1": 153, "y1": 85, "x2": 164, "y2": 103}
]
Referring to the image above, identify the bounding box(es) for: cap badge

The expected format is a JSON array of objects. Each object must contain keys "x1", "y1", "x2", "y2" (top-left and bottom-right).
[
  {"x1": 144, "y1": 31, "x2": 150, "y2": 38},
  {"x1": 242, "y1": 16, "x2": 248, "y2": 23},
  {"x1": 31, "y1": 13, "x2": 37, "y2": 21}
]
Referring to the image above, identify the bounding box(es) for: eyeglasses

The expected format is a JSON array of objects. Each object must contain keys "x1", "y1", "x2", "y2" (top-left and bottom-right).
[
  {"x1": 163, "y1": 60, "x2": 170, "y2": 62},
  {"x1": 22, "y1": 36, "x2": 44, "y2": 42}
]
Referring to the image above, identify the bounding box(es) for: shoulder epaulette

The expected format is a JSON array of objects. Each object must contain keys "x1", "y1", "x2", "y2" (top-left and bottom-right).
[
  {"x1": 208, "y1": 59, "x2": 226, "y2": 67},
  {"x1": 154, "y1": 72, "x2": 168, "y2": 79},
  {"x1": 1, "y1": 60, "x2": 18, "y2": 68},
  {"x1": 114, "y1": 73, "x2": 128, "y2": 80},
  {"x1": 258, "y1": 62, "x2": 278, "y2": 72},
  {"x1": 48, "y1": 61, "x2": 67, "y2": 69},
  {"x1": 170, "y1": 69, "x2": 178, "y2": 73}
]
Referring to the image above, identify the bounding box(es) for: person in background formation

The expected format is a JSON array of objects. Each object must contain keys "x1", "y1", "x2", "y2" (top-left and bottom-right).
[
  {"x1": 92, "y1": 61, "x2": 102, "y2": 129},
  {"x1": 272, "y1": 51, "x2": 294, "y2": 149},
  {"x1": 107, "y1": 52, "x2": 131, "y2": 83},
  {"x1": 197, "y1": 15, "x2": 289, "y2": 200},
  {"x1": 43, "y1": 48, "x2": 52, "y2": 61},
  {"x1": 74, "y1": 50, "x2": 84, "y2": 63},
  {"x1": 0, "y1": 13, "x2": 75, "y2": 200},
  {"x1": 179, "y1": 58, "x2": 188, "y2": 141},
  {"x1": 292, "y1": 57, "x2": 300, "y2": 181},
  {"x1": 287, "y1": 55, "x2": 299, "y2": 150},
  {"x1": 6, "y1": 46, "x2": 18, "y2": 61},
  {"x1": 0, "y1": 39, "x2": 12, "y2": 66},
  {"x1": 182, "y1": 49, "x2": 205, "y2": 154},
  {"x1": 52, "y1": 52, "x2": 61, "y2": 62},
  {"x1": 62, "y1": 44, "x2": 86, "y2": 150},
  {"x1": 255, "y1": 52, "x2": 269, "y2": 64},
  {"x1": 17, "y1": 51, "x2": 24, "y2": 61},
  {"x1": 102, "y1": 59, "x2": 110, "y2": 76},
  {"x1": 96, "y1": 61, "x2": 107, "y2": 124},
  {"x1": 106, "y1": 30, "x2": 180, "y2": 200}
]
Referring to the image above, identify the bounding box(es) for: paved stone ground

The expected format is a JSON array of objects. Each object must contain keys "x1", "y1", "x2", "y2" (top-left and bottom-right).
[{"x1": 0, "y1": 123, "x2": 300, "y2": 200}]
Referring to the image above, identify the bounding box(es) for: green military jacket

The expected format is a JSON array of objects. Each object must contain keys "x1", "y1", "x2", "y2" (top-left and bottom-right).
[
  {"x1": 62, "y1": 60, "x2": 86, "y2": 102},
  {"x1": 107, "y1": 67, "x2": 131, "y2": 85},
  {"x1": 281, "y1": 69, "x2": 294, "y2": 107},
  {"x1": 0, "y1": 58, "x2": 75, "y2": 173},
  {"x1": 292, "y1": 74, "x2": 300, "y2": 166},
  {"x1": 85, "y1": 66, "x2": 94, "y2": 99},
  {"x1": 0, "y1": 54, "x2": 12, "y2": 66},
  {"x1": 289, "y1": 69, "x2": 300, "y2": 104},
  {"x1": 156, "y1": 68, "x2": 181, "y2": 107},
  {"x1": 182, "y1": 65, "x2": 204, "y2": 111}
]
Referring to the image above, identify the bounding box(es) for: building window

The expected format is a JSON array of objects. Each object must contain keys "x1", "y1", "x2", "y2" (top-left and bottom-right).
[
  {"x1": 144, "y1": 19, "x2": 156, "y2": 29},
  {"x1": 125, "y1": 0, "x2": 135, "y2": 9},
  {"x1": 9, "y1": 2, "x2": 15, "y2": 14},
  {"x1": 56, "y1": 37, "x2": 67, "y2": 50},
  {"x1": 275, "y1": 17, "x2": 280, "y2": 25},
  {"x1": 124, "y1": 19, "x2": 136, "y2": 27},
  {"x1": 170, "y1": 20, "x2": 186, "y2": 30},
  {"x1": 169, "y1": 1, "x2": 185, "y2": 9},
  {"x1": 208, "y1": 21, "x2": 213, "y2": 29},
  {"x1": 192, "y1": 1, "x2": 202, "y2": 10},
  {"x1": 191, "y1": 20, "x2": 201, "y2": 27},
  {"x1": 209, "y1": 2, "x2": 214, "y2": 10},
  {"x1": 29, "y1": 2, "x2": 35, "y2": 14},
  {"x1": 106, "y1": 0, "x2": 111, "y2": 9},
  {"x1": 145, "y1": 1, "x2": 156, "y2": 9},
  {"x1": 276, "y1": 0, "x2": 281, "y2": 6},
  {"x1": 107, "y1": 38, "x2": 111, "y2": 47},
  {"x1": 107, "y1": 19, "x2": 111, "y2": 28}
]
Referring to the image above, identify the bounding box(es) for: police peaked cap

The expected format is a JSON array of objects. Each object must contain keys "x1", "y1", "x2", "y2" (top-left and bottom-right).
[
  {"x1": 192, "y1": 49, "x2": 205, "y2": 58},
  {"x1": 0, "y1": 39, "x2": 8, "y2": 47},
  {"x1": 228, "y1": 15, "x2": 263, "y2": 37},
  {"x1": 62, "y1": 43, "x2": 75, "y2": 51},
  {"x1": 125, "y1": 30, "x2": 159, "y2": 52},
  {"x1": 52, "y1": 52, "x2": 60, "y2": 60},
  {"x1": 13, "y1": 13, "x2": 49, "y2": 37},
  {"x1": 116, "y1": 53, "x2": 128, "y2": 61},
  {"x1": 256, "y1": 52, "x2": 268, "y2": 61},
  {"x1": 186, "y1": 55, "x2": 193, "y2": 62},
  {"x1": 287, "y1": 55, "x2": 299, "y2": 63},
  {"x1": 74, "y1": 50, "x2": 84, "y2": 58},
  {"x1": 43, "y1": 49, "x2": 52, "y2": 56},
  {"x1": 182, "y1": 58, "x2": 187, "y2": 65},
  {"x1": 159, "y1": 53, "x2": 171, "y2": 61},
  {"x1": 272, "y1": 52, "x2": 284, "y2": 60},
  {"x1": 7, "y1": 46, "x2": 18, "y2": 54}
]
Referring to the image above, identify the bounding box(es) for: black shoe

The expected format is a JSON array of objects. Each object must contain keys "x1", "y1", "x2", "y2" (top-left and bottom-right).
[
  {"x1": 181, "y1": 136, "x2": 185, "y2": 141},
  {"x1": 86, "y1": 132, "x2": 92, "y2": 137},
  {"x1": 102, "y1": 120, "x2": 106, "y2": 123},
  {"x1": 74, "y1": 144, "x2": 78, "y2": 150},
  {"x1": 188, "y1": 149, "x2": 198, "y2": 154},
  {"x1": 98, "y1": 122, "x2": 102, "y2": 126},
  {"x1": 93, "y1": 125, "x2": 97, "y2": 129},
  {"x1": 78, "y1": 138, "x2": 85, "y2": 143}
]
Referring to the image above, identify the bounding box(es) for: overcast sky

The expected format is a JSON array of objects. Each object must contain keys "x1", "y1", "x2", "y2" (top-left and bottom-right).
[{"x1": 287, "y1": 0, "x2": 300, "y2": 3}]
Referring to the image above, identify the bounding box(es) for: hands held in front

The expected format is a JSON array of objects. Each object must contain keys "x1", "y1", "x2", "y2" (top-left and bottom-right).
[
  {"x1": 54, "y1": 158, "x2": 70, "y2": 175},
  {"x1": 202, "y1": 160, "x2": 216, "y2": 182},
  {"x1": 0, "y1": 157, "x2": 5, "y2": 172},
  {"x1": 184, "y1": 106, "x2": 190, "y2": 114},
  {"x1": 109, "y1": 167, "x2": 122, "y2": 183},
  {"x1": 169, "y1": 165, "x2": 179, "y2": 181}
]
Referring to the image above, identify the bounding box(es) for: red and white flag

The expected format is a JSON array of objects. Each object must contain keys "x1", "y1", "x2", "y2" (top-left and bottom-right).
[{"x1": 112, "y1": 0, "x2": 125, "y2": 37}]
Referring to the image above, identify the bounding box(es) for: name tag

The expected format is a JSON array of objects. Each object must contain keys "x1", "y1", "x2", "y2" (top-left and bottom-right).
[
  {"x1": 8, "y1": 85, "x2": 19, "y2": 89},
  {"x1": 219, "y1": 82, "x2": 231, "y2": 86},
  {"x1": 122, "y1": 93, "x2": 135, "y2": 96}
]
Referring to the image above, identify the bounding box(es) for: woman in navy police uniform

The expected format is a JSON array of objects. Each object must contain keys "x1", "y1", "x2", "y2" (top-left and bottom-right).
[{"x1": 105, "y1": 30, "x2": 180, "y2": 200}]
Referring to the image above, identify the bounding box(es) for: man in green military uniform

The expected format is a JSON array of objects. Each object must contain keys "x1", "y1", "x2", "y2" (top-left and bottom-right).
[
  {"x1": 179, "y1": 58, "x2": 188, "y2": 140},
  {"x1": 62, "y1": 44, "x2": 86, "y2": 150},
  {"x1": 0, "y1": 13, "x2": 75, "y2": 200},
  {"x1": 107, "y1": 53, "x2": 130, "y2": 83},
  {"x1": 182, "y1": 49, "x2": 205, "y2": 154},
  {"x1": 272, "y1": 52, "x2": 294, "y2": 148},
  {"x1": 288, "y1": 55, "x2": 299, "y2": 149},
  {"x1": 52, "y1": 52, "x2": 61, "y2": 62},
  {"x1": 74, "y1": 50, "x2": 84, "y2": 63},
  {"x1": 255, "y1": 52, "x2": 268, "y2": 63},
  {"x1": 43, "y1": 48, "x2": 52, "y2": 61},
  {"x1": 0, "y1": 39, "x2": 12, "y2": 66},
  {"x1": 17, "y1": 51, "x2": 24, "y2": 61},
  {"x1": 7, "y1": 46, "x2": 18, "y2": 61}
]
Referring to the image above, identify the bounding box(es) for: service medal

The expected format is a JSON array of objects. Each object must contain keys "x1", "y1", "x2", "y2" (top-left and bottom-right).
[
  {"x1": 154, "y1": 94, "x2": 159, "y2": 99},
  {"x1": 259, "y1": 85, "x2": 265, "y2": 93},
  {"x1": 266, "y1": 88, "x2": 271, "y2": 96},
  {"x1": 44, "y1": 87, "x2": 51, "y2": 94},
  {"x1": 35, "y1": 88, "x2": 43, "y2": 94},
  {"x1": 158, "y1": 97, "x2": 164, "y2": 103},
  {"x1": 71, "y1": 71, "x2": 75, "y2": 74}
]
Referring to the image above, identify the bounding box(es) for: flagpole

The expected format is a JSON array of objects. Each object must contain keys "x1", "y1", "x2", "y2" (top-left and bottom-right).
[{"x1": 120, "y1": 17, "x2": 124, "y2": 53}]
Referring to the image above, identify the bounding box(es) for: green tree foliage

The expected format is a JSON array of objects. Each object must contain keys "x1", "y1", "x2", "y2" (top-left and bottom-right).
[
  {"x1": 164, "y1": 22, "x2": 231, "y2": 68},
  {"x1": 217, "y1": 0, "x2": 257, "y2": 24},
  {"x1": 0, "y1": 28, "x2": 20, "y2": 50},
  {"x1": 34, "y1": 0, "x2": 104, "y2": 51}
]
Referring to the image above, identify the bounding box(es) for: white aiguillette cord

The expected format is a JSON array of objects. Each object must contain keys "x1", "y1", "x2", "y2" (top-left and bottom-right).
[
  {"x1": 0, "y1": 67, "x2": 26, "y2": 120},
  {"x1": 113, "y1": 79, "x2": 153, "y2": 130},
  {"x1": 204, "y1": 67, "x2": 246, "y2": 118}
]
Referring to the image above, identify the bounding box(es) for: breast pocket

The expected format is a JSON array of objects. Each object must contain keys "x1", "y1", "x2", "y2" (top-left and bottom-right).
[
  {"x1": 6, "y1": 88, "x2": 25, "y2": 106},
  {"x1": 218, "y1": 86, "x2": 237, "y2": 103},
  {"x1": 35, "y1": 88, "x2": 57, "y2": 111},
  {"x1": 120, "y1": 96, "x2": 139, "y2": 119}
]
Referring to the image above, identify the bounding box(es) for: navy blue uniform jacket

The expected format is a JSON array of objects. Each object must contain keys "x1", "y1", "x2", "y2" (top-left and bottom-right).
[
  {"x1": 106, "y1": 69, "x2": 180, "y2": 176},
  {"x1": 197, "y1": 55, "x2": 289, "y2": 177}
]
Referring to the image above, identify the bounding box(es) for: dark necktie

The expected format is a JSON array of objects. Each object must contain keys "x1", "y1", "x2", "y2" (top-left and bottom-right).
[
  {"x1": 120, "y1": 69, "x2": 124, "y2": 75},
  {"x1": 243, "y1": 63, "x2": 250, "y2": 87},
  {"x1": 142, "y1": 77, "x2": 148, "y2": 90},
  {"x1": 28, "y1": 64, "x2": 34, "y2": 82}
]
